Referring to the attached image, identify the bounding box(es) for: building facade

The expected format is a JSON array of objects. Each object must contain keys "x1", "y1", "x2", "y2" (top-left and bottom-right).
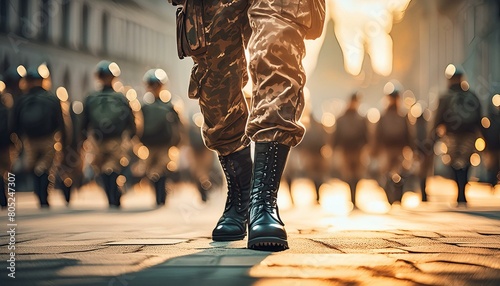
[{"x1": 0, "y1": 0, "x2": 192, "y2": 102}]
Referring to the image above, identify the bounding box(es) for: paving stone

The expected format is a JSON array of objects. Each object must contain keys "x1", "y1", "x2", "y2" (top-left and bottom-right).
[
  {"x1": 249, "y1": 265, "x2": 421, "y2": 285},
  {"x1": 219, "y1": 255, "x2": 269, "y2": 266},
  {"x1": 398, "y1": 245, "x2": 499, "y2": 255},
  {"x1": 437, "y1": 236, "x2": 500, "y2": 244},
  {"x1": 369, "y1": 248, "x2": 409, "y2": 254},
  {"x1": 106, "y1": 238, "x2": 187, "y2": 245},
  {"x1": 312, "y1": 238, "x2": 402, "y2": 251},
  {"x1": 14, "y1": 245, "x2": 107, "y2": 255},
  {"x1": 259, "y1": 254, "x2": 398, "y2": 268},
  {"x1": 385, "y1": 237, "x2": 444, "y2": 246},
  {"x1": 457, "y1": 243, "x2": 500, "y2": 249},
  {"x1": 389, "y1": 253, "x2": 500, "y2": 269}
]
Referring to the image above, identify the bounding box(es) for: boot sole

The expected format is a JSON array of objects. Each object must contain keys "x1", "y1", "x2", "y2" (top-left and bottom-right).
[
  {"x1": 248, "y1": 237, "x2": 289, "y2": 251},
  {"x1": 212, "y1": 233, "x2": 246, "y2": 242}
]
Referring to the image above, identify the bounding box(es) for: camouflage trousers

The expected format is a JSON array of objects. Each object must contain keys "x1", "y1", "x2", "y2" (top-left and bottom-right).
[
  {"x1": 143, "y1": 145, "x2": 171, "y2": 182},
  {"x1": 22, "y1": 136, "x2": 56, "y2": 176},
  {"x1": 89, "y1": 136, "x2": 130, "y2": 174},
  {"x1": 189, "y1": 0, "x2": 312, "y2": 156}
]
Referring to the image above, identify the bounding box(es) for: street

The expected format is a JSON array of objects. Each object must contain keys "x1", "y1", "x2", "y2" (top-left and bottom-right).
[{"x1": 1, "y1": 180, "x2": 500, "y2": 286}]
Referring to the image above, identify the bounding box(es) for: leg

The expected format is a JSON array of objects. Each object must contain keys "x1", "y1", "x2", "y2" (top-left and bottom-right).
[
  {"x1": 212, "y1": 146, "x2": 253, "y2": 241},
  {"x1": 455, "y1": 166, "x2": 469, "y2": 203},
  {"x1": 154, "y1": 176, "x2": 167, "y2": 206},
  {"x1": 246, "y1": 0, "x2": 311, "y2": 251},
  {"x1": 187, "y1": 0, "x2": 253, "y2": 241},
  {"x1": 34, "y1": 173, "x2": 50, "y2": 208},
  {"x1": 193, "y1": 0, "x2": 251, "y2": 156}
]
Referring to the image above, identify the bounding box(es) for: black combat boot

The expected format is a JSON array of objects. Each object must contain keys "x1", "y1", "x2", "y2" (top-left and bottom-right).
[
  {"x1": 35, "y1": 173, "x2": 50, "y2": 208},
  {"x1": 154, "y1": 176, "x2": 167, "y2": 206},
  {"x1": 248, "y1": 142, "x2": 290, "y2": 251},
  {"x1": 102, "y1": 172, "x2": 121, "y2": 207},
  {"x1": 212, "y1": 146, "x2": 252, "y2": 241}
]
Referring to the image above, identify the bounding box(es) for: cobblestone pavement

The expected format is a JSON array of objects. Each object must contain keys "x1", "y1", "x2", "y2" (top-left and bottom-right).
[{"x1": 1, "y1": 180, "x2": 500, "y2": 286}]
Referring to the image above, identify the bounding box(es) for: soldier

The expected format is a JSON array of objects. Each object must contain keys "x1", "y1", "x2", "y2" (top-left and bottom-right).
[
  {"x1": 0, "y1": 75, "x2": 9, "y2": 208},
  {"x1": 285, "y1": 105, "x2": 328, "y2": 204},
  {"x1": 186, "y1": 115, "x2": 223, "y2": 203},
  {"x1": 1, "y1": 67, "x2": 23, "y2": 208},
  {"x1": 11, "y1": 65, "x2": 66, "y2": 208},
  {"x1": 434, "y1": 65, "x2": 482, "y2": 205},
  {"x1": 54, "y1": 87, "x2": 80, "y2": 205},
  {"x1": 481, "y1": 93, "x2": 500, "y2": 189},
  {"x1": 139, "y1": 69, "x2": 182, "y2": 206},
  {"x1": 81, "y1": 61, "x2": 135, "y2": 208},
  {"x1": 170, "y1": 0, "x2": 325, "y2": 250},
  {"x1": 373, "y1": 85, "x2": 415, "y2": 205},
  {"x1": 333, "y1": 93, "x2": 369, "y2": 207}
]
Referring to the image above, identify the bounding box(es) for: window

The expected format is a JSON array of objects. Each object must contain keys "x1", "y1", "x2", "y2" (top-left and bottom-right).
[
  {"x1": 19, "y1": 0, "x2": 30, "y2": 36},
  {"x1": 0, "y1": 0, "x2": 8, "y2": 32},
  {"x1": 40, "y1": 0, "x2": 50, "y2": 41},
  {"x1": 61, "y1": 0, "x2": 70, "y2": 46},
  {"x1": 101, "y1": 12, "x2": 109, "y2": 55},
  {"x1": 81, "y1": 3, "x2": 89, "y2": 50}
]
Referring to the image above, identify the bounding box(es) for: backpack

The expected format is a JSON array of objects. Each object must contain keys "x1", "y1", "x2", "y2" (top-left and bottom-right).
[
  {"x1": 18, "y1": 92, "x2": 58, "y2": 137},
  {"x1": 141, "y1": 100, "x2": 180, "y2": 146},
  {"x1": 445, "y1": 90, "x2": 481, "y2": 133},
  {"x1": 87, "y1": 92, "x2": 131, "y2": 138}
]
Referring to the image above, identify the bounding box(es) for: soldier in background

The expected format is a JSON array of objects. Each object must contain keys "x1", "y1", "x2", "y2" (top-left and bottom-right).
[
  {"x1": 54, "y1": 87, "x2": 81, "y2": 205},
  {"x1": 434, "y1": 65, "x2": 482, "y2": 205},
  {"x1": 81, "y1": 61, "x2": 135, "y2": 208},
  {"x1": 285, "y1": 104, "x2": 329, "y2": 204},
  {"x1": 186, "y1": 114, "x2": 222, "y2": 203},
  {"x1": 373, "y1": 85, "x2": 414, "y2": 205},
  {"x1": 481, "y1": 92, "x2": 500, "y2": 189},
  {"x1": 0, "y1": 75, "x2": 10, "y2": 208},
  {"x1": 333, "y1": 93, "x2": 368, "y2": 207},
  {"x1": 1, "y1": 67, "x2": 23, "y2": 207},
  {"x1": 11, "y1": 65, "x2": 66, "y2": 208},
  {"x1": 139, "y1": 69, "x2": 182, "y2": 206}
]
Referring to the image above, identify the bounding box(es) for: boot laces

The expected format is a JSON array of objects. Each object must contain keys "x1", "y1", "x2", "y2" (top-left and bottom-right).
[
  {"x1": 254, "y1": 144, "x2": 279, "y2": 212},
  {"x1": 220, "y1": 156, "x2": 243, "y2": 212}
]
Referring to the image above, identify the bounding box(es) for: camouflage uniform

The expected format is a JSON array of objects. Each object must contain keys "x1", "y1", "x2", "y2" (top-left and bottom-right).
[
  {"x1": 82, "y1": 87, "x2": 135, "y2": 175},
  {"x1": 81, "y1": 85, "x2": 135, "y2": 207},
  {"x1": 11, "y1": 85, "x2": 66, "y2": 207},
  {"x1": 0, "y1": 91, "x2": 10, "y2": 207},
  {"x1": 188, "y1": 0, "x2": 312, "y2": 155}
]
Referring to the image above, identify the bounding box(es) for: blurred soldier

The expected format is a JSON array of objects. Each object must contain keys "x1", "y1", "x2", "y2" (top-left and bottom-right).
[
  {"x1": 414, "y1": 110, "x2": 433, "y2": 202},
  {"x1": 0, "y1": 67, "x2": 23, "y2": 208},
  {"x1": 170, "y1": 0, "x2": 325, "y2": 250},
  {"x1": 374, "y1": 85, "x2": 414, "y2": 204},
  {"x1": 433, "y1": 65, "x2": 482, "y2": 205},
  {"x1": 285, "y1": 106, "x2": 328, "y2": 204},
  {"x1": 333, "y1": 93, "x2": 368, "y2": 207},
  {"x1": 186, "y1": 115, "x2": 222, "y2": 202},
  {"x1": 139, "y1": 69, "x2": 182, "y2": 206},
  {"x1": 481, "y1": 93, "x2": 500, "y2": 189},
  {"x1": 54, "y1": 87, "x2": 80, "y2": 205},
  {"x1": 11, "y1": 65, "x2": 66, "y2": 208},
  {"x1": 0, "y1": 75, "x2": 10, "y2": 208},
  {"x1": 81, "y1": 61, "x2": 135, "y2": 208}
]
